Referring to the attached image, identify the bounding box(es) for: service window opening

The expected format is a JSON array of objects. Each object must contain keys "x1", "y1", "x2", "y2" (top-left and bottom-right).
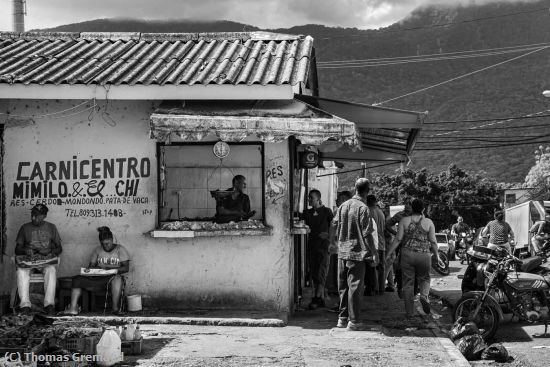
[{"x1": 158, "y1": 143, "x2": 264, "y2": 223}]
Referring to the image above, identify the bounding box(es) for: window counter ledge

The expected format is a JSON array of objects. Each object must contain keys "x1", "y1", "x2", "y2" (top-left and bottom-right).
[{"x1": 149, "y1": 227, "x2": 273, "y2": 238}]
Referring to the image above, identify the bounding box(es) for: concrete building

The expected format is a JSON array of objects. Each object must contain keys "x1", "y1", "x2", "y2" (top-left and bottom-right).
[{"x1": 0, "y1": 31, "x2": 425, "y2": 316}]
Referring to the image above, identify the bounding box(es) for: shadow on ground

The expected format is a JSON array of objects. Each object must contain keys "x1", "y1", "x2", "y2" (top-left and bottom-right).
[{"x1": 120, "y1": 337, "x2": 175, "y2": 366}]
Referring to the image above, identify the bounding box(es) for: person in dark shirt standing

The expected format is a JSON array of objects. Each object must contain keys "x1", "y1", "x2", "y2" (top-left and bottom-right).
[
  {"x1": 14, "y1": 204, "x2": 62, "y2": 314},
  {"x1": 302, "y1": 189, "x2": 334, "y2": 309},
  {"x1": 365, "y1": 195, "x2": 386, "y2": 296},
  {"x1": 215, "y1": 175, "x2": 256, "y2": 223}
]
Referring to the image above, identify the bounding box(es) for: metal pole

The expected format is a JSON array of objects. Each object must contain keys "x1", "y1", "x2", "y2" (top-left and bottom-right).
[{"x1": 12, "y1": 0, "x2": 25, "y2": 33}]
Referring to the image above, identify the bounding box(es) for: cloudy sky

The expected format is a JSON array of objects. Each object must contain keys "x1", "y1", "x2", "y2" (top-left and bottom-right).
[{"x1": 0, "y1": 0, "x2": 537, "y2": 32}]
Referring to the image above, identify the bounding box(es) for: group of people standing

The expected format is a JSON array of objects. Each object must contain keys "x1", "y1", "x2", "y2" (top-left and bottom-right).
[{"x1": 302, "y1": 178, "x2": 443, "y2": 330}]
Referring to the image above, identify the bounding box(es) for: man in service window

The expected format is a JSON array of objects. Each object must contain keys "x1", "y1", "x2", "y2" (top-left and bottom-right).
[{"x1": 215, "y1": 175, "x2": 256, "y2": 223}]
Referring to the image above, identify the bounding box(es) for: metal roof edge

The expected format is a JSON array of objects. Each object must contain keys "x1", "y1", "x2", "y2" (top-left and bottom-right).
[
  {"x1": 0, "y1": 83, "x2": 294, "y2": 100},
  {"x1": 299, "y1": 94, "x2": 428, "y2": 119},
  {"x1": 0, "y1": 31, "x2": 306, "y2": 43}
]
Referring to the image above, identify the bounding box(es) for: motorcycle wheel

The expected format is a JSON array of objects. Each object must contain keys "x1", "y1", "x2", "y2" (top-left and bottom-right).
[
  {"x1": 432, "y1": 250, "x2": 450, "y2": 275},
  {"x1": 453, "y1": 294, "x2": 500, "y2": 340}
]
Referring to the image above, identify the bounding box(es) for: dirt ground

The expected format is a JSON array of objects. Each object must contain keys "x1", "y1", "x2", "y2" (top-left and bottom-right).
[{"x1": 115, "y1": 290, "x2": 465, "y2": 367}]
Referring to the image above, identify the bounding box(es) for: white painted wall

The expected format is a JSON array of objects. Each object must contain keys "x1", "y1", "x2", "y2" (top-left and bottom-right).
[{"x1": 0, "y1": 99, "x2": 293, "y2": 313}]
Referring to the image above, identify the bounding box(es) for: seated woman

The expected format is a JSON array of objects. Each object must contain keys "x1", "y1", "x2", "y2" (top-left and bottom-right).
[{"x1": 63, "y1": 226, "x2": 130, "y2": 315}]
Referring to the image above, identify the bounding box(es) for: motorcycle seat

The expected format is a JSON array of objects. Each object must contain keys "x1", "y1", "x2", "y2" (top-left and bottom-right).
[{"x1": 518, "y1": 256, "x2": 543, "y2": 273}]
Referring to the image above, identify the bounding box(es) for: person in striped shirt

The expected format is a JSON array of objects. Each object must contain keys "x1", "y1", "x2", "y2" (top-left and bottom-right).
[{"x1": 481, "y1": 210, "x2": 515, "y2": 254}]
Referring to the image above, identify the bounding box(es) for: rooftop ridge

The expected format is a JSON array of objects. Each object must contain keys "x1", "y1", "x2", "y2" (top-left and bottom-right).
[{"x1": 0, "y1": 31, "x2": 307, "y2": 42}]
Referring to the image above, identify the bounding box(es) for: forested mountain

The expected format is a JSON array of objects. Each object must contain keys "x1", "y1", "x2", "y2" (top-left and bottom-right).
[{"x1": 44, "y1": 1, "x2": 550, "y2": 183}]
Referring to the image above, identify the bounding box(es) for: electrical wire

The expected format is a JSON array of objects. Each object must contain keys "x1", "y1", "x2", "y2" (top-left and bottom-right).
[
  {"x1": 415, "y1": 139, "x2": 550, "y2": 150},
  {"x1": 317, "y1": 41, "x2": 550, "y2": 65},
  {"x1": 422, "y1": 201, "x2": 501, "y2": 208},
  {"x1": 425, "y1": 123, "x2": 550, "y2": 132},
  {"x1": 373, "y1": 46, "x2": 550, "y2": 106},
  {"x1": 428, "y1": 110, "x2": 550, "y2": 137},
  {"x1": 316, "y1": 161, "x2": 401, "y2": 177},
  {"x1": 419, "y1": 133, "x2": 545, "y2": 141},
  {"x1": 418, "y1": 133, "x2": 550, "y2": 144},
  {"x1": 424, "y1": 112, "x2": 550, "y2": 124},
  {"x1": 0, "y1": 99, "x2": 96, "y2": 118},
  {"x1": 318, "y1": 44, "x2": 550, "y2": 68}
]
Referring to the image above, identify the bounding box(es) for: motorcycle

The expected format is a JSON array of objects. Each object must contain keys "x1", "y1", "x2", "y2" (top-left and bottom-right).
[
  {"x1": 455, "y1": 230, "x2": 474, "y2": 265},
  {"x1": 453, "y1": 244, "x2": 550, "y2": 340},
  {"x1": 461, "y1": 240, "x2": 550, "y2": 293}
]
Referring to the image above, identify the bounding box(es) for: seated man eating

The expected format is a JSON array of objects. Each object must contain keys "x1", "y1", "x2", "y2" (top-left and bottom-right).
[
  {"x1": 214, "y1": 174, "x2": 256, "y2": 223},
  {"x1": 63, "y1": 226, "x2": 129, "y2": 315},
  {"x1": 15, "y1": 204, "x2": 62, "y2": 315}
]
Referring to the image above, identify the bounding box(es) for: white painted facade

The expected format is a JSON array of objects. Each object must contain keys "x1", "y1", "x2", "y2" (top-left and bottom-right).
[{"x1": 0, "y1": 99, "x2": 293, "y2": 313}]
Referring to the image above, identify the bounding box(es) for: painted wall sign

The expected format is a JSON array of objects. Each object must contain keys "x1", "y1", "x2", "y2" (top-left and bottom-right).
[
  {"x1": 265, "y1": 155, "x2": 286, "y2": 204},
  {"x1": 10, "y1": 156, "x2": 152, "y2": 216}
]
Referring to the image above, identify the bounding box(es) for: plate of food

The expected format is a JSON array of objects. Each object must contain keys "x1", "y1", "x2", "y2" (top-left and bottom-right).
[{"x1": 80, "y1": 268, "x2": 118, "y2": 276}]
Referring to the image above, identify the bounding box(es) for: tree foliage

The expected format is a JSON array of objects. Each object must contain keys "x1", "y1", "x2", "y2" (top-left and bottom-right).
[
  {"x1": 524, "y1": 145, "x2": 550, "y2": 200},
  {"x1": 369, "y1": 164, "x2": 501, "y2": 231}
]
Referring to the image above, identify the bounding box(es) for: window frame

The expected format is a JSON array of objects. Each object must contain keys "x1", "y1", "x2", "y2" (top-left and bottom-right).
[
  {"x1": 155, "y1": 141, "x2": 266, "y2": 228},
  {"x1": 505, "y1": 194, "x2": 516, "y2": 204}
]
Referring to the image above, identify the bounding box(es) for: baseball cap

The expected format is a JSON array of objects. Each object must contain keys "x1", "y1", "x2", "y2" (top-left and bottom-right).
[{"x1": 31, "y1": 204, "x2": 48, "y2": 215}]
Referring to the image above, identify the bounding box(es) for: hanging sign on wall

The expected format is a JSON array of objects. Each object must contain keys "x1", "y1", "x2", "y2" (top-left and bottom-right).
[{"x1": 299, "y1": 145, "x2": 319, "y2": 169}]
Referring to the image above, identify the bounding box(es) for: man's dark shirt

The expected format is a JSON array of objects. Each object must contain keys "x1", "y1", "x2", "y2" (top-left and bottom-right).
[
  {"x1": 15, "y1": 221, "x2": 62, "y2": 256},
  {"x1": 302, "y1": 206, "x2": 334, "y2": 245},
  {"x1": 215, "y1": 189, "x2": 251, "y2": 223},
  {"x1": 451, "y1": 223, "x2": 470, "y2": 235}
]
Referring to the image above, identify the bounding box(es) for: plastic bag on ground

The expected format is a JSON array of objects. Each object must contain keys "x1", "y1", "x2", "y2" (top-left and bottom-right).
[
  {"x1": 481, "y1": 343, "x2": 509, "y2": 362},
  {"x1": 456, "y1": 334, "x2": 488, "y2": 361},
  {"x1": 450, "y1": 320, "x2": 480, "y2": 341}
]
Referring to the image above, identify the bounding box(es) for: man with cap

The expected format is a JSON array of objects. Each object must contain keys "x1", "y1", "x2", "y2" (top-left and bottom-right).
[{"x1": 14, "y1": 204, "x2": 62, "y2": 314}]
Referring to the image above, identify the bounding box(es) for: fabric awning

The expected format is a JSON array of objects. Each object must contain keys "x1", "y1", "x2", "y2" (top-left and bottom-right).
[
  {"x1": 149, "y1": 100, "x2": 359, "y2": 146},
  {"x1": 295, "y1": 94, "x2": 427, "y2": 163}
]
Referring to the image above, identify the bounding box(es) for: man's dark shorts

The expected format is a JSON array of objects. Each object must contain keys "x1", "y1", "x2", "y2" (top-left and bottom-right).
[{"x1": 307, "y1": 239, "x2": 330, "y2": 287}]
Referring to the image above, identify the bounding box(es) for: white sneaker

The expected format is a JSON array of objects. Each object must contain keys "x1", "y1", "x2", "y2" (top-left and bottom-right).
[{"x1": 336, "y1": 317, "x2": 348, "y2": 328}]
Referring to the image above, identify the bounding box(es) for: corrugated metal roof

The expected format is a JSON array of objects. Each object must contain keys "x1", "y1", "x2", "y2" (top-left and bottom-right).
[{"x1": 0, "y1": 31, "x2": 313, "y2": 87}]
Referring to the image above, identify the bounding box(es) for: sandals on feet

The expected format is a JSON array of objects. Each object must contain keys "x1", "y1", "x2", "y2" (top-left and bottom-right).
[
  {"x1": 59, "y1": 305, "x2": 81, "y2": 316},
  {"x1": 60, "y1": 309, "x2": 79, "y2": 316}
]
